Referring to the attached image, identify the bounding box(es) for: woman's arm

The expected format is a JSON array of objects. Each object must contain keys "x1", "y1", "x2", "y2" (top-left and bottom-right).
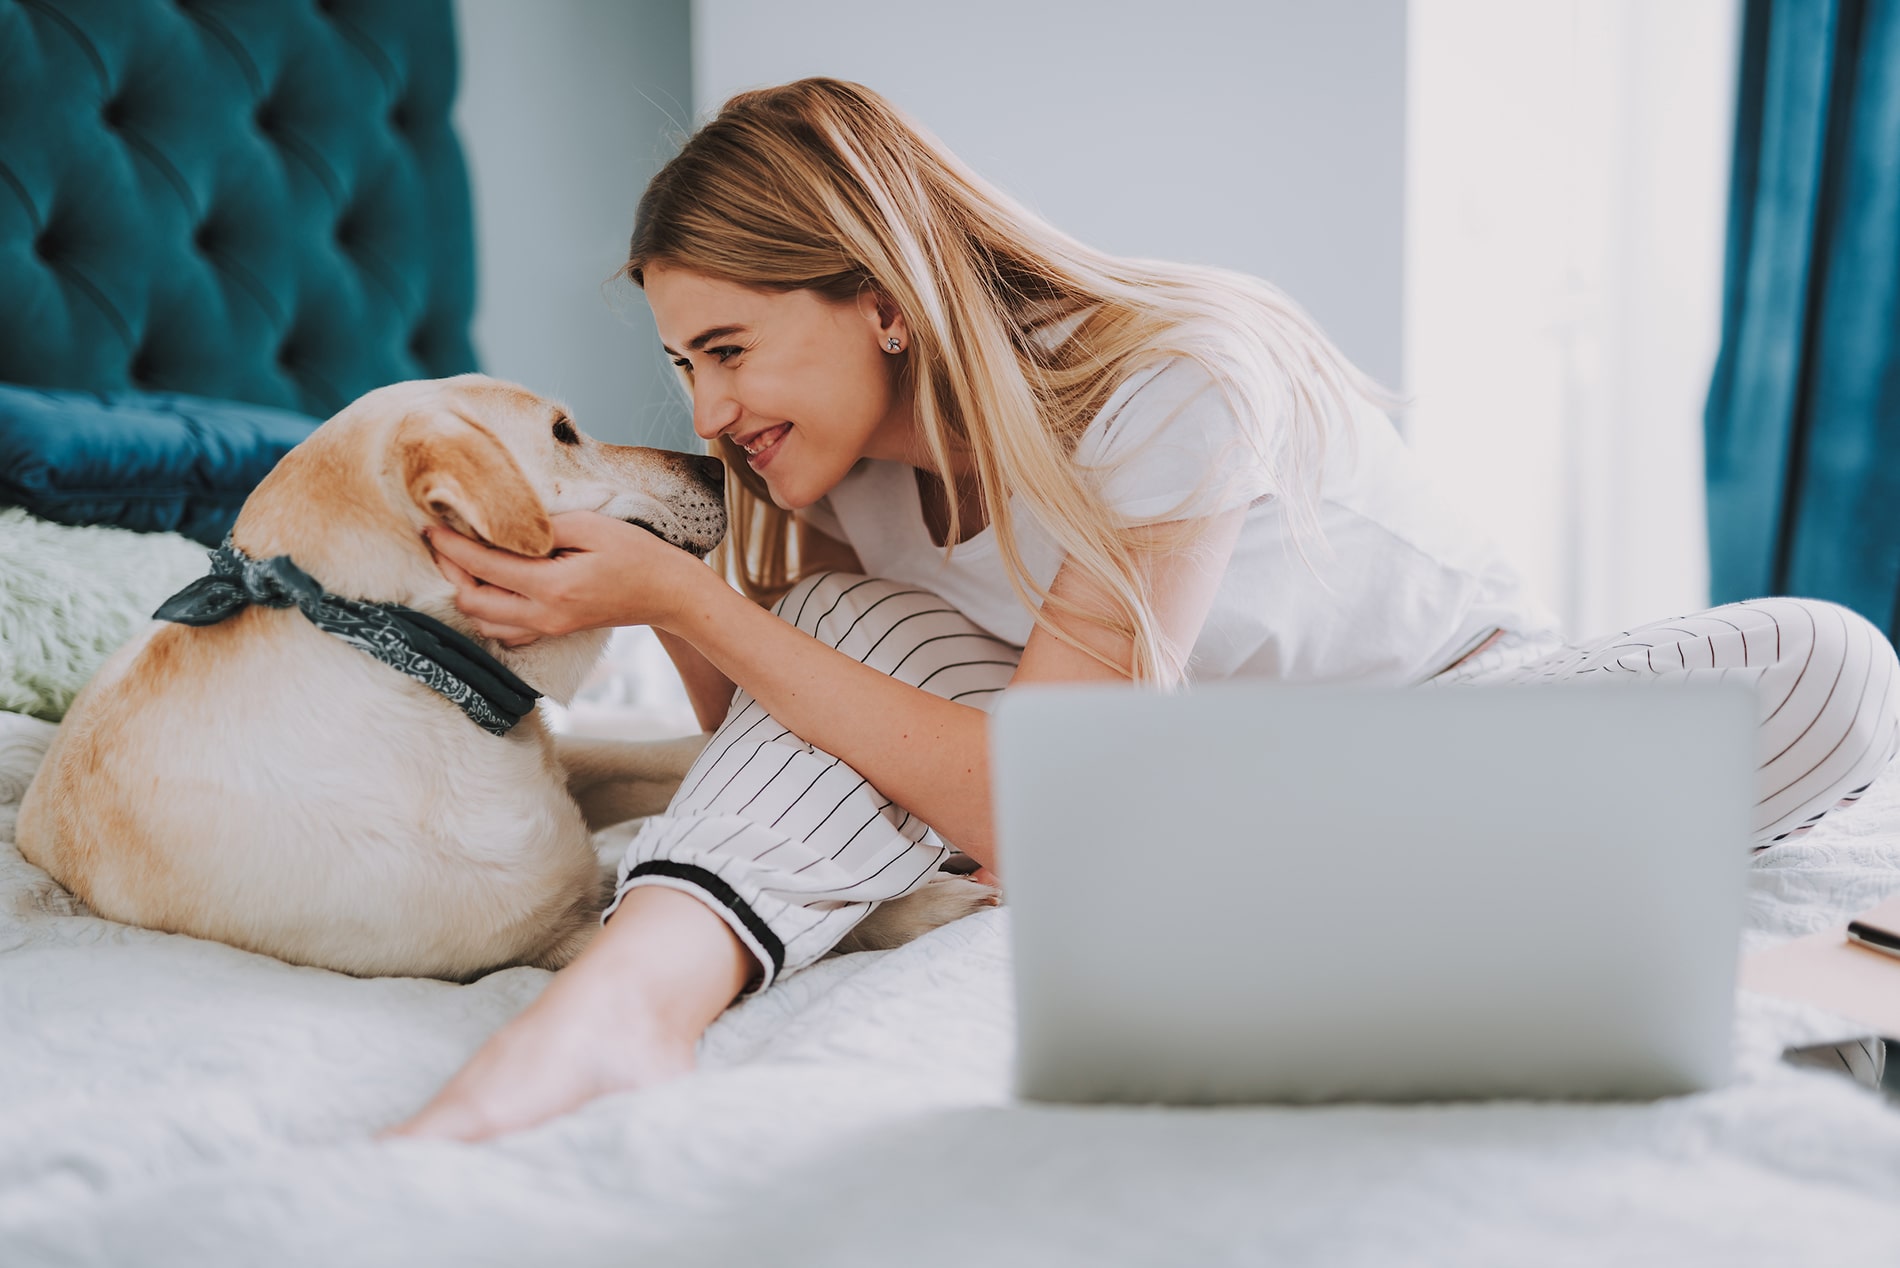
[
  {"x1": 655, "y1": 520, "x2": 866, "y2": 733},
  {"x1": 426, "y1": 507, "x2": 1243, "y2": 870},
  {"x1": 653, "y1": 629, "x2": 737, "y2": 734}
]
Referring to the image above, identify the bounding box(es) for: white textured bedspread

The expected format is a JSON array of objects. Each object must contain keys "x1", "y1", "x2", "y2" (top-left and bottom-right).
[{"x1": 3, "y1": 708, "x2": 1899, "y2": 1267}]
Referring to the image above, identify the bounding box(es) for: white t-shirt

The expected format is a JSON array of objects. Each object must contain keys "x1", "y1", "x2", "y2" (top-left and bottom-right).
[{"x1": 795, "y1": 358, "x2": 1557, "y2": 684}]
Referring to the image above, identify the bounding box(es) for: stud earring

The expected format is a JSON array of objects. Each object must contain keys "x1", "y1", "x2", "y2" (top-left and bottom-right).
[{"x1": 885, "y1": 337, "x2": 903, "y2": 353}]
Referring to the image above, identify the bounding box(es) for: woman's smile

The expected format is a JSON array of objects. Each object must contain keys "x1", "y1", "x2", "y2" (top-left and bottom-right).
[{"x1": 737, "y1": 422, "x2": 791, "y2": 468}]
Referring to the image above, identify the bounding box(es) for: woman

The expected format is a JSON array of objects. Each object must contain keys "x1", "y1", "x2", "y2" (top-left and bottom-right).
[{"x1": 390, "y1": 79, "x2": 1899, "y2": 1140}]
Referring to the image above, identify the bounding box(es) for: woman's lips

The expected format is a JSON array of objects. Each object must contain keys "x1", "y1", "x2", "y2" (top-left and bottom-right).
[{"x1": 740, "y1": 423, "x2": 790, "y2": 470}]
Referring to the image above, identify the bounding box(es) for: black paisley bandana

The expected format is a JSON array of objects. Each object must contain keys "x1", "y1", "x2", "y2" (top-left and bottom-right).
[{"x1": 153, "y1": 539, "x2": 540, "y2": 737}]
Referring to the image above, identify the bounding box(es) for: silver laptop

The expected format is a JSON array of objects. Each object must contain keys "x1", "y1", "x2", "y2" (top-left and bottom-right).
[{"x1": 990, "y1": 680, "x2": 1755, "y2": 1104}]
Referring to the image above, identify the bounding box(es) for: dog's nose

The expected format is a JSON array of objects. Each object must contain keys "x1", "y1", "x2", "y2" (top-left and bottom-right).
[{"x1": 693, "y1": 454, "x2": 725, "y2": 487}]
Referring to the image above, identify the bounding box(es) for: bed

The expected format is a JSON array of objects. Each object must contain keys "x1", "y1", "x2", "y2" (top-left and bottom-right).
[
  {"x1": 3, "y1": 3, "x2": 1899, "y2": 1264},
  {"x1": 2, "y1": 702, "x2": 1900, "y2": 1265}
]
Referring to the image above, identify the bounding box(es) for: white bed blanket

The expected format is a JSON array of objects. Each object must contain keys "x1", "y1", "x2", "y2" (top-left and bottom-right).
[{"x1": 3, "y1": 708, "x2": 1899, "y2": 1267}]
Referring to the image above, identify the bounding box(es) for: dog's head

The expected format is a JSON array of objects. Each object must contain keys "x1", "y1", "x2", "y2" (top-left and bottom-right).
[
  {"x1": 383, "y1": 375, "x2": 726, "y2": 561},
  {"x1": 231, "y1": 374, "x2": 725, "y2": 700}
]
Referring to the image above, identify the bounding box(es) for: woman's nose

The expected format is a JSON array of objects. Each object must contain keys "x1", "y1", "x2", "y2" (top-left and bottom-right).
[{"x1": 692, "y1": 384, "x2": 742, "y2": 440}]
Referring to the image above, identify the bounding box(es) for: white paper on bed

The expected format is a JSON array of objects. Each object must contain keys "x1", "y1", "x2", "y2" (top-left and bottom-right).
[{"x1": 3, "y1": 706, "x2": 1900, "y2": 1268}]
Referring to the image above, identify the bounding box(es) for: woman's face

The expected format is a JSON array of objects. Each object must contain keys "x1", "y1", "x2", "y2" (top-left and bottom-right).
[{"x1": 644, "y1": 265, "x2": 914, "y2": 511}]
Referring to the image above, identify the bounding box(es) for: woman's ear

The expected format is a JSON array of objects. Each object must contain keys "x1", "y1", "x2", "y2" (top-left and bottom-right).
[
  {"x1": 392, "y1": 411, "x2": 555, "y2": 557},
  {"x1": 860, "y1": 286, "x2": 912, "y2": 353}
]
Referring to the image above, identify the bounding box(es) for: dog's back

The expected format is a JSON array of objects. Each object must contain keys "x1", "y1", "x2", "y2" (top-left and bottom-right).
[{"x1": 18, "y1": 602, "x2": 603, "y2": 979}]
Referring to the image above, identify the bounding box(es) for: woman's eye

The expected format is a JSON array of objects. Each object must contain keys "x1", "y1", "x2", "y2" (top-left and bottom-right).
[{"x1": 670, "y1": 347, "x2": 742, "y2": 370}]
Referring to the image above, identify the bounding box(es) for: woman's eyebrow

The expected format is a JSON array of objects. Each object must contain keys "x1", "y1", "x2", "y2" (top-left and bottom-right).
[{"x1": 661, "y1": 324, "x2": 748, "y2": 357}]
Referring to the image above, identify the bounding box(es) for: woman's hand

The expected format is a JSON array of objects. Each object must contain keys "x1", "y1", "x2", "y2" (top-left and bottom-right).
[{"x1": 424, "y1": 511, "x2": 705, "y2": 646}]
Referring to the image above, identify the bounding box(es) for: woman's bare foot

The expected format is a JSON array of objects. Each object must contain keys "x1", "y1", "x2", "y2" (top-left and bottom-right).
[
  {"x1": 380, "y1": 886, "x2": 752, "y2": 1142},
  {"x1": 380, "y1": 970, "x2": 692, "y2": 1141}
]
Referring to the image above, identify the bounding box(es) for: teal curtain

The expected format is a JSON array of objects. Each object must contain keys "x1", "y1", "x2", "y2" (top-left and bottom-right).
[{"x1": 1705, "y1": 0, "x2": 1900, "y2": 642}]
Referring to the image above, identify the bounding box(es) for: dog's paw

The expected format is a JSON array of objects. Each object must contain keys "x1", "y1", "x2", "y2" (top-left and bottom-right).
[{"x1": 834, "y1": 873, "x2": 1000, "y2": 954}]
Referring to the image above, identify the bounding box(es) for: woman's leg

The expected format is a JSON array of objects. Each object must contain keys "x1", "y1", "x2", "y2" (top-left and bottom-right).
[
  {"x1": 385, "y1": 574, "x2": 1020, "y2": 1139},
  {"x1": 1447, "y1": 598, "x2": 1900, "y2": 847},
  {"x1": 604, "y1": 572, "x2": 1022, "y2": 989},
  {"x1": 385, "y1": 885, "x2": 749, "y2": 1141}
]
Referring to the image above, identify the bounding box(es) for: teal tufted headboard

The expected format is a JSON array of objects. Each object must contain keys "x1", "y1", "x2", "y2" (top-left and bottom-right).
[{"x1": 0, "y1": 0, "x2": 477, "y2": 417}]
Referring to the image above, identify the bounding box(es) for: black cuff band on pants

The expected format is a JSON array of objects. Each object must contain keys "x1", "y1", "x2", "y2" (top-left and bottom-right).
[{"x1": 622, "y1": 860, "x2": 787, "y2": 982}]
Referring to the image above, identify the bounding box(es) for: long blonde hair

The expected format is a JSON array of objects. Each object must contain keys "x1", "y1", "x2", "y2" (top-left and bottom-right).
[{"x1": 626, "y1": 78, "x2": 1385, "y2": 682}]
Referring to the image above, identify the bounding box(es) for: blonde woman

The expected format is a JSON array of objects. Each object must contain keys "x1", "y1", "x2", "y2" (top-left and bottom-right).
[{"x1": 390, "y1": 79, "x2": 1900, "y2": 1140}]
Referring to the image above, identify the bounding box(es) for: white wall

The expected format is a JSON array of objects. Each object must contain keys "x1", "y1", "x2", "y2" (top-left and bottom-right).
[
  {"x1": 1405, "y1": 0, "x2": 1736, "y2": 638},
  {"x1": 451, "y1": 1, "x2": 1735, "y2": 643},
  {"x1": 692, "y1": 0, "x2": 1407, "y2": 390},
  {"x1": 454, "y1": 0, "x2": 696, "y2": 449}
]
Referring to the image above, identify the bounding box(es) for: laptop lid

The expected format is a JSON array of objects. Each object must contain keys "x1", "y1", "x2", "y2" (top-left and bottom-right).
[{"x1": 991, "y1": 681, "x2": 1754, "y2": 1104}]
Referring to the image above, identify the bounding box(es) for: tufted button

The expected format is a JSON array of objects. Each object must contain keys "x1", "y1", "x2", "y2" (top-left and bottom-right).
[
  {"x1": 388, "y1": 104, "x2": 411, "y2": 134},
  {"x1": 191, "y1": 221, "x2": 215, "y2": 253},
  {"x1": 31, "y1": 231, "x2": 55, "y2": 262},
  {"x1": 253, "y1": 99, "x2": 276, "y2": 134},
  {"x1": 101, "y1": 97, "x2": 131, "y2": 130},
  {"x1": 130, "y1": 349, "x2": 159, "y2": 384}
]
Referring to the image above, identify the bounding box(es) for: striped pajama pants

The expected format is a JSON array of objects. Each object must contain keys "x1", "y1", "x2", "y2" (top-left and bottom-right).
[
  {"x1": 606, "y1": 581, "x2": 1900, "y2": 988},
  {"x1": 1429, "y1": 597, "x2": 1900, "y2": 846},
  {"x1": 603, "y1": 573, "x2": 1024, "y2": 990}
]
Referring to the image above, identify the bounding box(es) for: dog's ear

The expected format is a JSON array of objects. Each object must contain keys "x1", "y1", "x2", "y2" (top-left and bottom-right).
[{"x1": 393, "y1": 411, "x2": 554, "y2": 557}]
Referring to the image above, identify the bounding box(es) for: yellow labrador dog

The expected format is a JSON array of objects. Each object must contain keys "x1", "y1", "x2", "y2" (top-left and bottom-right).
[{"x1": 17, "y1": 374, "x2": 986, "y2": 980}]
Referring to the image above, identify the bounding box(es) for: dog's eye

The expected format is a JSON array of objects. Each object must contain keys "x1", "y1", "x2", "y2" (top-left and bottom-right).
[{"x1": 552, "y1": 417, "x2": 580, "y2": 445}]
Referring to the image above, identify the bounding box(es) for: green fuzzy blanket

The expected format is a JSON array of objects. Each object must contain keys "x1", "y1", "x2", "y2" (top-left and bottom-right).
[{"x1": 0, "y1": 509, "x2": 211, "y2": 721}]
